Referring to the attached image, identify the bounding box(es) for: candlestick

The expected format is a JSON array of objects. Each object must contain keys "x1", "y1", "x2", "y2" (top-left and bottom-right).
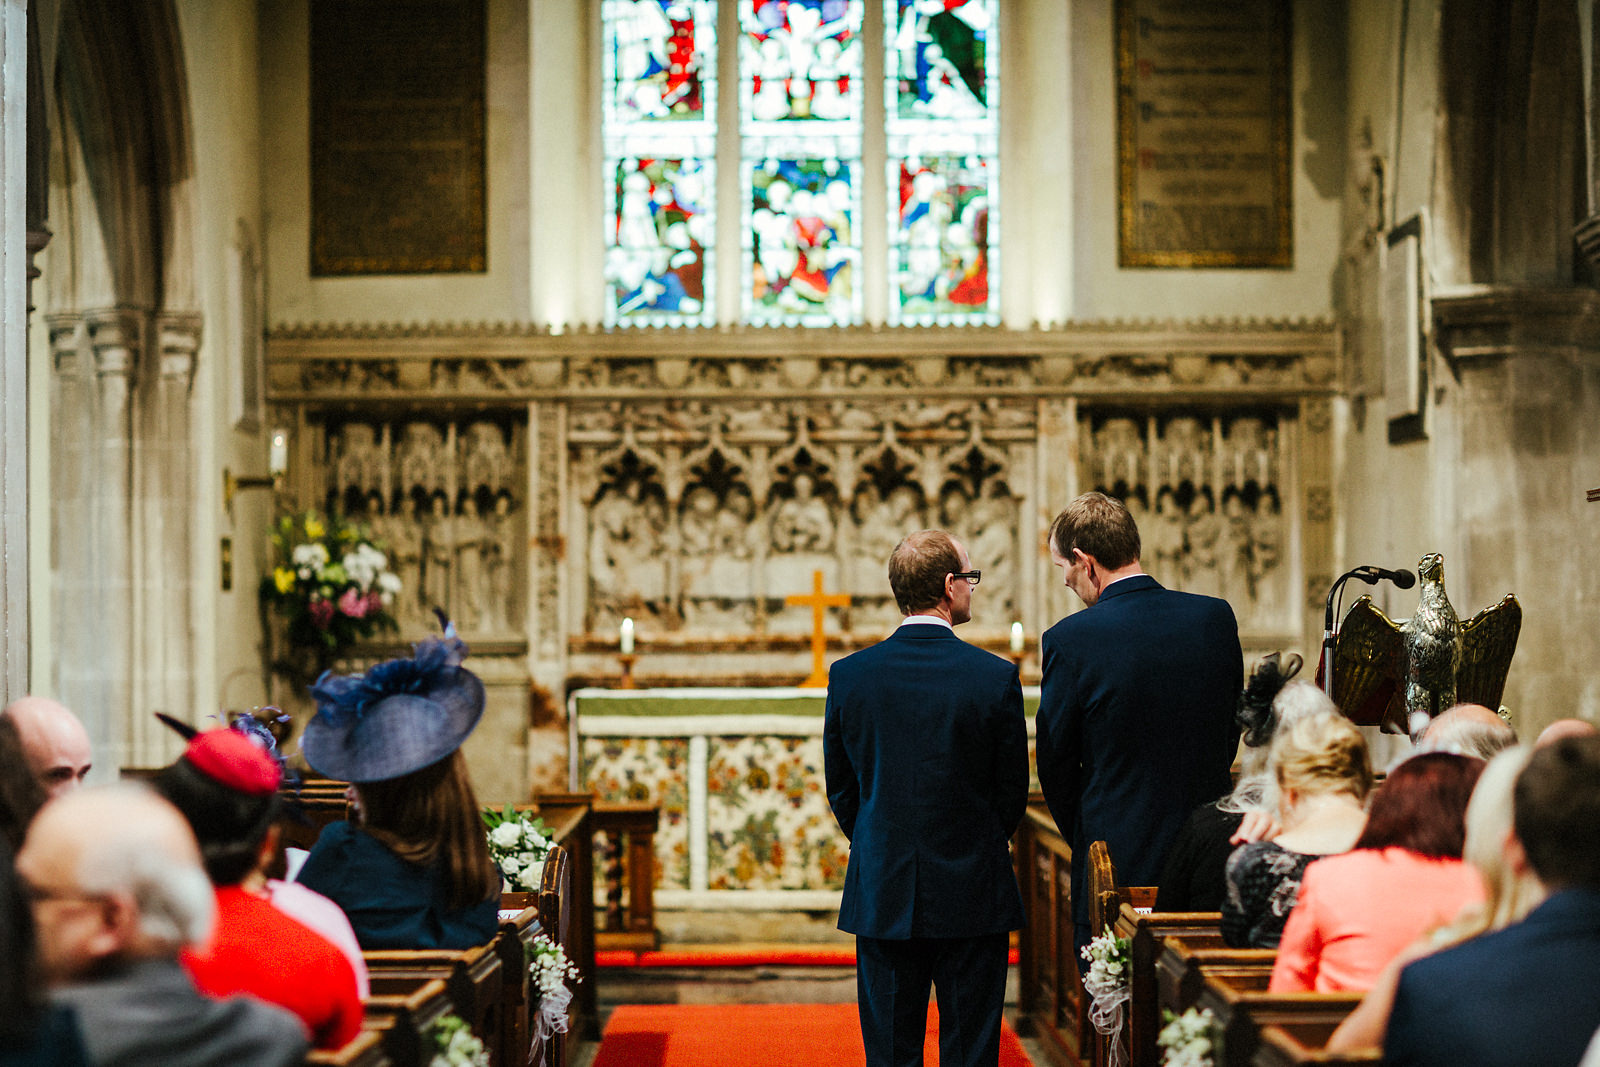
[
  {"x1": 620, "y1": 617, "x2": 635, "y2": 655},
  {"x1": 1010, "y1": 621, "x2": 1024, "y2": 654}
]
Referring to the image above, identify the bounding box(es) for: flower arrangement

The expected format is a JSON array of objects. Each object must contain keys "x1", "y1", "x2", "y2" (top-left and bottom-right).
[
  {"x1": 260, "y1": 510, "x2": 401, "y2": 665},
  {"x1": 428, "y1": 1013, "x2": 489, "y2": 1067},
  {"x1": 1158, "y1": 1006, "x2": 1218, "y2": 1067},
  {"x1": 1081, "y1": 927, "x2": 1133, "y2": 1067},
  {"x1": 529, "y1": 932, "x2": 581, "y2": 1055},
  {"x1": 482, "y1": 805, "x2": 554, "y2": 893}
]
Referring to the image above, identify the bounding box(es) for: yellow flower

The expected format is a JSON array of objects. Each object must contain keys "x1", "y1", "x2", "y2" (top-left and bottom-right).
[
  {"x1": 304, "y1": 517, "x2": 325, "y2": 540},
  {"x1": 273, "y1": 567, "x2": 296, "y2": 594}
]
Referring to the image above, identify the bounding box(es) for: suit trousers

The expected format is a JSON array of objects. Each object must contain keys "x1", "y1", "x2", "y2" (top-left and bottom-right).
[{"x1": 855, "y1": 931, "x2": 1010, "y2": 1067}]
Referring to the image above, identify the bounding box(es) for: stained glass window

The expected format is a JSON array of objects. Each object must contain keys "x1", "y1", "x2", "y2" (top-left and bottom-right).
[
  {"x1": 885, "y1": 0, "x2": 998, "y2": 325},
  {"x1": 740, "y1": 1, "x2": 864, "y2": 325},
  {"x1": 600, "y1": 0, "x2": 999, "y2": 327},
  {"x1": 603, "y1": 1, "x2": 718, "y2": 326}
]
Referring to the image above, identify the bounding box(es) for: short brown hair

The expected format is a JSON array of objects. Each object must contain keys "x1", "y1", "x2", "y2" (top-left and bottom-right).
[
  {"x1": 1514, "y1": 735, "x2": 1600, "y2": 890},
  {"x1": 357, "y1": 749, "x2": 498, "y2": 909},
  {"x1": 1047, "y1": 492, "x2": 1140, "y2": 569},
  {"x1": 888, "y1": 530, "x2": 961, "y2": 615}
]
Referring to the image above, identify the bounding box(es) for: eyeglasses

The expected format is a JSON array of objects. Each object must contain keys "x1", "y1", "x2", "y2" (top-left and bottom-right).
[{"x1": 951, "y1": 571, "x2": 982, "y2": 586}]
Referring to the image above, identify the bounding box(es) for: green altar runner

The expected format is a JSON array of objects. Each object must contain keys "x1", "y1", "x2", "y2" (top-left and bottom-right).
[{"x1": 570, "y1": 686, "x2": 1042, "y2": 910}]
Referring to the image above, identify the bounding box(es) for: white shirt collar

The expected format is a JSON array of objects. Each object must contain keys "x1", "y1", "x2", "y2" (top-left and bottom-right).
[{"x1": 898, "y1": 614, "x2": 954, "y2": 632}]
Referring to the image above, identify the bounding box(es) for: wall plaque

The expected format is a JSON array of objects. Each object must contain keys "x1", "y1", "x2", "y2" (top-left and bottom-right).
[
  {"x1": 310, "y1": 0, "x2": 487, "y2": 275},
  {"x1": 1116, "y1": 0, "x2": 1291, "y2": 268}
]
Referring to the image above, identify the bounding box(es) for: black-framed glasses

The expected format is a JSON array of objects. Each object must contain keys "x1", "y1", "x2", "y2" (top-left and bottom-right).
[{"x1": 951, "y1": 570, "x2": 982, "y2": 586}]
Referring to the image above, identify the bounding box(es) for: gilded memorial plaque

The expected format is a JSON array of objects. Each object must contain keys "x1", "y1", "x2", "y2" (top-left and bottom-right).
[
  {"x1": 310, "y1": 0, "x2": 487, "y2": 275},
  {"x1": 1116, "y1": 0, "x2": 1291, "y2": 268}
]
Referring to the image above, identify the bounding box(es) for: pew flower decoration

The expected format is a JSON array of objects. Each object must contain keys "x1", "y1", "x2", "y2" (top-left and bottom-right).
[
  {"x1": 428, "y1": 1013, "x2": 489, "y2": 1067},
  {"x1": 481, "y1": 805, "x2": 554, "y2": 893},
  {"x1": 1157, "y1": 1006, "x2": 1218, "y2": 1067},
  {"x1": 1081, "y1": 927, "x2": 1132, "y2": 1067},
  {"x1": 260, "y1": 510, "x2": 401, "y2": 664},
  {"x1": 530, "y1": 933, "x2": 581, "y2": 1049}
]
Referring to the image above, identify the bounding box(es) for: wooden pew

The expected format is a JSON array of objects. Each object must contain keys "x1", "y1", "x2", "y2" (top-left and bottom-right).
[
  {"x1": 361, "y1": 977, "x2": 454, "y2": 1067},
  {"x1": 364, "y1": 944, "x2": 504, "y2": 1066},
  {"x1": 1155, "y1": 933, "x2": 1276, "y2": 1017},
  {"x1": 1191, "y1": 973, "x2": 1363, "y2": 1067},
  {"x1": 1085, "y1": 839, "x2": 1157, "y2": 1067},
  {"x1": 1013, "y1": 803, "x2": 1092, "y2": 1067},
  {"x1": 1115, "y1": 904, "x2": 1225, "y2": 1067},
  {"x1": 526, "y1": 796, "x2": 599, "y2": 1046},
  {"x1": 590, "y1": 800, "x2": 660, "y2": 952},
  {"x1": 1253, "y1": 1021, "x2": 1382, "y2": 1067},
  {"x1": 494, "y1": 904, "x2": 540, "y2": 1067},
  {"x1": 305, "y1": 1029, "x2": 392, "y2": 1067}
]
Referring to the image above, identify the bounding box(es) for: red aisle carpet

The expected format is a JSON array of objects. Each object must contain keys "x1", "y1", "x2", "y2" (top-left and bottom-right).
[{"x1": 591, "y1": 1003, "x2": 1034, "y2": 1067}]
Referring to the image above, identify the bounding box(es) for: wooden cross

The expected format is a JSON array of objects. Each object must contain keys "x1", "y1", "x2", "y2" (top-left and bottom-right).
[{"x1": 786, "y1": 569, "x2": 850, "y2": 688}]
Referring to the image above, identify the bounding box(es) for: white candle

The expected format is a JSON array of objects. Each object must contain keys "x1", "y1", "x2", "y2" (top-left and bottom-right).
[
  {"x1": 620, "y1": 617, "x2": 635, "y2": 655},
  {"x1": 1010, "y1": 621, "x2": 1024, "y2": 654},
  {"x1": 268, "y1": 428, "x2": 289, "y2": 477}
]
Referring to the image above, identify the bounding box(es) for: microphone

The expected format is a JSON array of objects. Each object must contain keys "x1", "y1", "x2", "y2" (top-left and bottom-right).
[{"x1": 1351, "y1": 565, "x2": 1417, "y2": 589}]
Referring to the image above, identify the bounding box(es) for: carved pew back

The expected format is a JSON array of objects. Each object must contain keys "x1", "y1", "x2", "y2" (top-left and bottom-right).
[
  {"x1": 1254, "y1": 1021, "x2": 1382, "y2": 1067},
  {"x1": 304, "y1": 1029, "x2": 392, "y2": 1067},
  {"x1": 361, "y1": 976, "x2": 453, "y2": 1067},
  {"x1": 364, "y1": 945, "x2": 503, "y2": 1065},
  {"x1": 1116, "y1": 903, "x2": 1225, "y2": 1067},
  {"x1": 1192, "y1": 975, "x2": 1363, "y2": 1067}
]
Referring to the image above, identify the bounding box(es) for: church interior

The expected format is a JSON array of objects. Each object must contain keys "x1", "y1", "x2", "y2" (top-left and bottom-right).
[{"x1": 6, "y1": 0, "x2": 1600, "y2": 1062}]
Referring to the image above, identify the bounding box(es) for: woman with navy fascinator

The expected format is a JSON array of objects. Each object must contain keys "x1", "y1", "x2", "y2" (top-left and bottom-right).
[{"x1": 294, "y1": 618, "x2": 501, "y2": 950}]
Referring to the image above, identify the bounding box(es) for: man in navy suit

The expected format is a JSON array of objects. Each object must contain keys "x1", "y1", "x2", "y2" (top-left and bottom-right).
[
  {"x1": 1035, "y1": 492, "x2": 1242, "y2": 961},
  {"x1": 1384, "y1": 735, "x2": 1600, "y2": 1067},
  {"x1": 825, "y1": 529, "x2": 1028, "y2": 1067}
]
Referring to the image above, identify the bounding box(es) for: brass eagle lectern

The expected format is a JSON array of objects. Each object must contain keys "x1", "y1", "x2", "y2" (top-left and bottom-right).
[{"x1": 1330, "y1": 552, "x2": 1522, "y2": 737}]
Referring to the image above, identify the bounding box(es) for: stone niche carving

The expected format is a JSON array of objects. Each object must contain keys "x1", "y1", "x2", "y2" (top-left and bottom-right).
[
  {"x1": 571, "y1": 398, "x2": 1034, "y2": 637},
  {"x1": 317, "y1": 416, "x2": 525, "y2": 636},
  {"x1": 1080, "y1": 408, "x2": 1290, "y2": 632}
]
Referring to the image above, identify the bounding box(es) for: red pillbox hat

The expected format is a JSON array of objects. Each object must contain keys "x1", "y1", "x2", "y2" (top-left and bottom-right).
[{"x1": 184, "y1": 728, "x2": 281, "y2": 796}]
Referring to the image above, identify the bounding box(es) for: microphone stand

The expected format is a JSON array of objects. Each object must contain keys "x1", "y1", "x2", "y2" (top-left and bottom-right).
[{"x1": 1322, "y1": 567, "x2": 1384, "y2": 699}]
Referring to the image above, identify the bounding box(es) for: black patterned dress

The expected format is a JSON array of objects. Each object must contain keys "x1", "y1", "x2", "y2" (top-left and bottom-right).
[{"x1": 1222, "y1": 841, "x2": 1318, "y2": 948}]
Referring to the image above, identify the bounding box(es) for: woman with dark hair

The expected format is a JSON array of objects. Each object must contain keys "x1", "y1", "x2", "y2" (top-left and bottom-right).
[
  {"x1": 1269, "y1": 752, "x2": 1487, "y2": 993},
  {"x1": 295, "y1": 626, "x2": 501, "y2": 950},
  {"x1": 0, "y1": 837, "x2": 90, "y2": 1066}
]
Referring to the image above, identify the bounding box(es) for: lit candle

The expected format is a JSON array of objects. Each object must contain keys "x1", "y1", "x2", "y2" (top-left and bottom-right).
[
  {"x1": 620, "y1": 617, "x2": 635, "y2": 655},
  {"x1": 268, "y1": 428, "x2": 289, "y2": 478},
  {"x1": 1010, "y1": 621, "x2": 1024, "y2": 654}
]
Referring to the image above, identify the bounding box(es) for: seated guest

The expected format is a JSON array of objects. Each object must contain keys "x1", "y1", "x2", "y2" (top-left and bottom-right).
[
  {"x1": 0, "y1": 836, "x2": 89, "y2": 1067},
  {"x1": 15, "y1": 783, "x2": 306, "y2": 1066},
  {"x1": 1327, "y1": 744, "x2": 1544, "y2": 1052},
  {"x1": 154, "y1": 728, "x2": 363, "y2": 1049},
  {"x1": 1157, "y1": 653, "x2": 1325, "y2": 912},
  {"x1": 1418, "y1": 702, "x2": 1517, "y2": 759},
  {"x1": 1270, "y1": 752, "x2": 1486, "y2": 992},
  {"x1": 1, "y1": 696, "x2": 93, "y2": 799},
  {"x1": 295, "y1": 625, "x2": 501, "y2": 949},
  {"x1": 1222, "y1": 710, "x2": 1372, "y2": 948},
  {"x1": 1536, "y1": 717, "x2": 1597, "y2": 747},
  {"x1": 1384, "y1": 736, "x2": 1600, "y2": 1067},
  {"x1": 0, "y1": 715, "x2": 47, "y2": 851}
]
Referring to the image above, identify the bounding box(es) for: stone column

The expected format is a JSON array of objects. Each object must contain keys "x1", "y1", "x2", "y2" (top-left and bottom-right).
[
  {"x1": 50, "y1": 317, "x2": 100, "y2": 742},
  {"x1": 129, "y1": 313, "x2": 198, "y2": 768},
  {"x1": 87, "y1": 310, "x2": 139, "y2": 769},
  {"x1": 0, "y1": 0, "x2": 29, "y2": 699}
]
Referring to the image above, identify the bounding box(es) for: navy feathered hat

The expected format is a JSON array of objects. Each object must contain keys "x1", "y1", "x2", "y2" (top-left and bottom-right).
[{"x1": 301, "y1": 615, "x2": 485, "y2": 783}]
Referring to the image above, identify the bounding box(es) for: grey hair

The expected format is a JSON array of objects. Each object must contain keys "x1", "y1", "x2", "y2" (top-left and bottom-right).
[
  {"x1": 1421, "y1": 712, "x2": 1518, "y2": 761},
  {"x1": 1218, "y1": 681, "x2": 1339, "y2": 816},
  {"x1": 73, "y1": 790, "x2": 215, "y2": 950}
]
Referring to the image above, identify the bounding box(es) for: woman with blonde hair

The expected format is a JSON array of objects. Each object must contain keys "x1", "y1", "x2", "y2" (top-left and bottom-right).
[
  {"x1": 1221, "y1": 709, "x2": 1373, "y2": 948},
  {"x1": 1325, "y1": 745, "x2": 1544, "y2": 1051}
]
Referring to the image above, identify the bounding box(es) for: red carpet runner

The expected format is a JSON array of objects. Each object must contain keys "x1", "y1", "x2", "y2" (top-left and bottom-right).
[{"x1": 592, "y1": 1003, "x2": 1034, "y2": 1067}]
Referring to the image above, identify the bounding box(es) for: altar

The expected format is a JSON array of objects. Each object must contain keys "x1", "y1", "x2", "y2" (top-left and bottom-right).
[{"x1": 570, "y1": 686, "x2": 1042, "y2": 910}]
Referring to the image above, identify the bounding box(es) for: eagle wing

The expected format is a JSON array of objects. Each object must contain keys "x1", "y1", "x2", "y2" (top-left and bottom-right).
[
  {"x1": 1331, "y1": 596, "x2": 1407, "y2": 730},
  {"x1": 1457, "y1": 594, "x2": 1522, "y2": 711}
]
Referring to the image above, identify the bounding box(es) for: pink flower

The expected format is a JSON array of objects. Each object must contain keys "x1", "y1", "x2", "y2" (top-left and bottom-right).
[
  {"x1": 309, "y1": 598, "x2": 336, "y2": 629},
  {"x1": 364, "y1": 591, "x2": 386, "y2": 616},
  {"x1": 338, "y1": 588, "x2": 370, "y2": 619}
]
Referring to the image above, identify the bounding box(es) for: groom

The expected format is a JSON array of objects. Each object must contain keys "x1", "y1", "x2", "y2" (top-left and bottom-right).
[{"x1": 824, "y1": 529, "x2": 1028, "y2": 1067}]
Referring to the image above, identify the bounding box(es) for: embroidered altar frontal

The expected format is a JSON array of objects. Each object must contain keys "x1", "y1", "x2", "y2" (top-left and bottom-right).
[{"x1": 571, "y1": 687, "x2": 1042, "y2": 909}]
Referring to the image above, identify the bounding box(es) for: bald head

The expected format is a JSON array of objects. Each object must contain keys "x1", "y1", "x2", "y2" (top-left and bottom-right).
[
  {"x1": 3, "y1": 696, "x2": 91, "y2": 798},
  {"x1": 1536, "y1": 718, "x2": 1599, "y2": 748},
  {"x1": 17, "y1": 784, "x2": 213, "y2": 982},
  {"x1": 1420, "y1": 703, "x2": 1518, "y2": 760}
]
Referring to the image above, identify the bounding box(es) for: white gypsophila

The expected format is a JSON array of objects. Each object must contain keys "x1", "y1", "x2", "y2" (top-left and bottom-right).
[{"x1": 1157, "y1": 1007, "x2": 1216, "y2": 1067}]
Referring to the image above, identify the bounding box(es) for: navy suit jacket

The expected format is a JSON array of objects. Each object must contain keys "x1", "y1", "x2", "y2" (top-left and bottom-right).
[
  {"x1": 1384, "y1": 888, "x2": 1600, "y2": 1067},
  {"x1": 824, "y1": 622, "x2": 1028, "y2": 940},
  {"x1": 1035, "y1": 574, "x2": 1241, "y2": 931}
]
